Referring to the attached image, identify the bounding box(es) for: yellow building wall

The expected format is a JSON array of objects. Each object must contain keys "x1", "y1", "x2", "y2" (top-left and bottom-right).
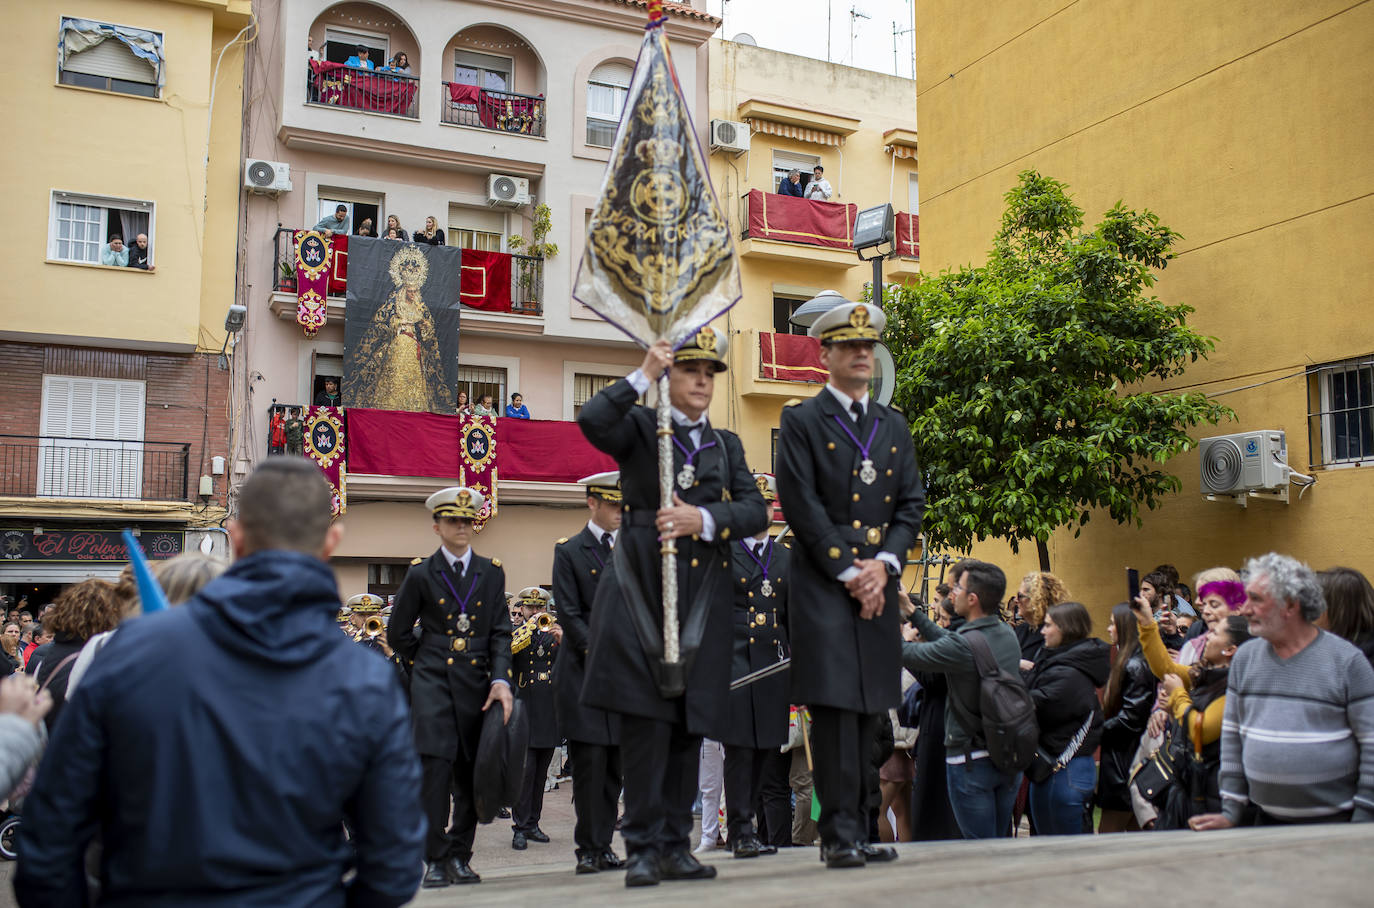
[
  {"x1": 0, "y1": 1, "x2": 249, "y2": 352},
  {"x1": 706, "y1": 39, "x2": 919, "y2": 478},
  {"x1": 914, "y1": 0, "x2": 1374, "y2": 614}
]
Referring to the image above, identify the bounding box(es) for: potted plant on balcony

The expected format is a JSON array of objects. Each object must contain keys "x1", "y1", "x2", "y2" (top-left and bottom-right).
[
  {"x1": 507, "y1": 203, "x2": 558, "y2": 306},
  {"x1": 278, "y1": 259, "x2": 297, "y2": 292}
]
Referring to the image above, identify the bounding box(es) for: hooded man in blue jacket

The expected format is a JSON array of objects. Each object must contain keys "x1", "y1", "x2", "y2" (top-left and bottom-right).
[{"x1": 15, "y1": 457, "x2": 426, "y2": 907}]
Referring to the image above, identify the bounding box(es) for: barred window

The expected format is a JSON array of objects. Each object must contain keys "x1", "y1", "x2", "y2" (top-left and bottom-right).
[
  {"x1": 458, "y1": 365, "x2": 506, "y2": 412},
  {"x1": 573, "y1": 373, "x2": 619, "y2": 417},
  {"x1": 1308, "y1": 356, "x2": 1374, "y2": 466}
]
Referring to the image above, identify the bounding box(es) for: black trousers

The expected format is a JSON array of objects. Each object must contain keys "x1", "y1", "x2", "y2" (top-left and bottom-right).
[
  {"x1": 809, "y1": 706, "x2": 880, "y2": 849},
  {"x1": 422, "y1": 752, "x2": 477, "y2": 862},
  {"x1": 755, "y1": 746, "x2": 793, "y2": 847},
  {"x1": 514, "y1": 747, "x2": 556, "y2": 833},
  {"x1": 569, "y1": 739, "x2": 623, "y2": 855},
  {"x1": 618, "y1": 711, "x2": 700, "y2": 859},
  {"x1": 723, "y1": 745, "x2": 767, "y2": 840}
]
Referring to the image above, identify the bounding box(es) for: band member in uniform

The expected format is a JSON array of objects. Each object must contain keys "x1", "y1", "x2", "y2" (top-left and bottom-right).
[
  {"x1": 510, "y1": 586, "x2": 560, "y2": 850},
  {"x1": 720, "y1": 474, "x2": 792, "y2": 858},
  {"x1": 552, "y1": 471, "x2": 627, "y2": 874},
  {"x1": 345, "y1": 593, "x2": 387, "y2": 649},
  {"x1": 387, "y1": 486, "x2": 514, "y2": 888},
  {"x1": 578, "y1": 328, "x2": 769, "y2": 887},
  {"x1": 775, "y1": 301, "x2": 925, "y2": 869}
]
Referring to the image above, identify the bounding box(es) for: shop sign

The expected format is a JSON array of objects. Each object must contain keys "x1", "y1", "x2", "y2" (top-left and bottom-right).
[{"x1": 0, "y1": 529, "x2": 183, "y2": 563}]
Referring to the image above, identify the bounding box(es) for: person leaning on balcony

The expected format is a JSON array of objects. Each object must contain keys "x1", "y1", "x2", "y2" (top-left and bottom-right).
[
  {"x1": 415, "y1": 216, "x2": 446, "y2": 246},
  {"x1": 778, "y1": 169, "x2": 805, "y2": 197},
  {"x1": 345, "y1": 45, "x2": 375, "y2": 70},
  {"x1": 473, "y1": 394, "x2": 497, "y2": 418},
  {"x1": 381, "y1": 52, "x2": 411, "y2": 74},
  {"x1": 314, "y1": 204, "x2": 350, "y2": 235},
  {"x1": 126, "y1": 233, "x2": 154, "y2": 272},
  {"x1": 386, "y1": 214, "x2": 409, "y2": 242},
  {"x1": 505, "y1": 393, "x2": 531, "y2": 420},
  {"x1": 101, "y1": 235, "x2": 129, "y2": 267}
]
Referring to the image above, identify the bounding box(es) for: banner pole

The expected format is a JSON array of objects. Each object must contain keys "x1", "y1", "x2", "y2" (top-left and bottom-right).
[{"x1": 657, "y1": 372, "x2": 679, "y2": 664}]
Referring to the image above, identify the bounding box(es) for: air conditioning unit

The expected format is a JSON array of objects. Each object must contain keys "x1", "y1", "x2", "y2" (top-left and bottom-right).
[
  {"x1": 243, "y1": 159, "x2": 292, "y2": 194},
  {"x1": 487, "y1": 174, "x2": 531, "y2": 207},
  {"x1": 1199, "y1": 430, "x2": 1290, "y2": 496},
  {"x1": 710, "y1": 118, "x2": 750, "y2": 155}
]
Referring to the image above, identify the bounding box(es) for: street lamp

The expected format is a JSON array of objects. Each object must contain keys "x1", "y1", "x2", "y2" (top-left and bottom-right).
[
  {"x1": 853, "y1": 203, "x2": 894, "y2": 311},
  {"x1": 787, "y1": 289, "x2": 896, "y2": 406}
]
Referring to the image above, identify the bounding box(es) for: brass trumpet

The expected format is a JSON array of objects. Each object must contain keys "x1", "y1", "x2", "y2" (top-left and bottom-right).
[
  {"x1": 511, "y1": 612, "x2": 557, "y2": 654},
  {"x1": 364, "y1": 615, "x2": 386, "y2": 638}
]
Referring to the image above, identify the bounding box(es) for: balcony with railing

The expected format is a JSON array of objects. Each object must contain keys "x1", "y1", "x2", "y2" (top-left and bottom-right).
[
  {"x1": 306, "y1": 62, "x2": 419, "y2": 119},
  {"x1": 0, "y1": 436, "x2": 190, "y2": 502},
  {"x1": 269, "y1": 227, "x2": 545, "y2": 330},
  {"x1": 441, "y1": 84, "x2": 546, "y2": 137}
]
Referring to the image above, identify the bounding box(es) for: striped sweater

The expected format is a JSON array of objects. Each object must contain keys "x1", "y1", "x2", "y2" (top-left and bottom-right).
[{"x1": 1220, "y1": 630, "x2": 1374, "y2": 823}]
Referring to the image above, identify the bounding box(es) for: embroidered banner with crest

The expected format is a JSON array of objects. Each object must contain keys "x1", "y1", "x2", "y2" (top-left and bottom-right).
[
  {"x1": 304, "y1": 406, "x2": 346, "y2": 516},
  {"x1": 458, "y1": 415, "x2": 496, "y2": 529},
  {"x1": 293, "y1": 230, "x2": 334, "y2": 337},
  {"x1": 571, "y1": 16, "x2": 740, "y2": 349}
]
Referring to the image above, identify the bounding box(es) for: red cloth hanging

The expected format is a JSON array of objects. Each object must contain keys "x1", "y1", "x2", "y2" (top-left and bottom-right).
[
  {"x1": 896, "y1": 212, "x2": 920, "y2": 259},
  {"x1": 759, "y1": 332, "x2": 828, "y2": 383},
  {"x1": 310, "y1": 60, "x2": 416, "y2": 115},
  {"x1": 495, "y1": 419, "x2": 615, "y2": 483},
  {"x1": 744, "y1": 189, "x2": 858, "y2": 250},
  {"x1": 459, "y1": 249, "x2": 514, "y2": 312},
  {"x1": 346, "y1": 409, "x2": 460, "y2": 478}
]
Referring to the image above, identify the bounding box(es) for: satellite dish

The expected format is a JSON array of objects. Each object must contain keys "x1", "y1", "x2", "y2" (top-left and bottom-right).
[{"x1": 731, "y1": 32, "x2": 758, "y2": 46}]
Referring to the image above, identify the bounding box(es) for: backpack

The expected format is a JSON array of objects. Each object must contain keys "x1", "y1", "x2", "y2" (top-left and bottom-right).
[{"x1": 948, "y1": 629, "x2": 1039, "y2": 774}]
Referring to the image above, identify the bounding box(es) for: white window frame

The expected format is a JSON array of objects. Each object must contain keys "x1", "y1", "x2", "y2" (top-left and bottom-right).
[
  {"x1": 48, "y1": 190, "x2": 155, "y2": 266},
  {"x1": 453, "y1": 49, "x2": 513, "y2": 93},
  {"x1": 1313, "y1": 359, "x2": 1374, "y2": 468},
  {"x1": 561, "y1": 360, "x2": 638, "y2": 420},
  {"x1": 460, "y1": 353, "x2": 520, "y2": 412},
  {"x1": 38, "y1": 375, "x2": 146, "y2": 499},
  {"x1": 324, "y1": 27, "x2": 388, "y2": 65},
  {"x1": 908, "y1": 172, "x2": 920, "y2": 213},
  {"x1": 586, "y1": 62, "x2": 632, "y2": 148},
  {"x1": 772, "y1": 151, "x2": 821, "y2": 194}
]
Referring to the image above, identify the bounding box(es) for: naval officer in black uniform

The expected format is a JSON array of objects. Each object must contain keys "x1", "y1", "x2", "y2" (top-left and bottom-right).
[
  {"x1": 775, "y1": 301, "x2": 925, "y2": 869},
  {"x1": 721, "y1": 473, "x2": 792, "y2": 858},
  {"x1": 578, "y1": 327, "x2": 769, "y2": 887},
  {"x1": 551, "y1": 471, "x2": 626, "y2": 874},
  {"x1": 510, "y1": 586, "x2": 559, "y2": 850},
  {"x1": 387, "y1": 486, "x2": 514, "y2": 888}
]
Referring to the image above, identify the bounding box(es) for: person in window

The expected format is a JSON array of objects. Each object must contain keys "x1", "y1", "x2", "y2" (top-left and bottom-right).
[
  {"x1": 385, "y1": 215, "x2": 409, "y2": 241},
  {"x1": 456, "y1": 390, "x2": 474, "y2": 417},
  {"x1": 314, "y1": 204, "x2": 350, "y2": 235},
  {"x1": 126, "y1": 233, "x2": 155, "y2": 272},
  {"x1": 384, "y1": 227, "x2": 401, "y2": 240},
  {"x1": 505, "y1": 393, "x2": 531, "y2": 419},
  {"x1": 778, "y1": 170, "x2": 805, "y2": 197},
  {"x1": 307, "y1": 35, "x2": 319, "y2": 62},
  {"x1": 414, "y1": 216, "x2": 446, "y2": 246},
  {"x1": 473, "y1": 394, "x2": 497, "y2": 418},
  {"x1": 381, "y1": 52, "x2": 411, "y2": 74},
  {"x1": 357, "y1": 218, "x2": 374, "y2": 237},
  {"x1": 804, "y1": 165, "x2": 833, "y2": 201},
  {"x1": 315, "y1": 377, "x2": 342, "y2": 407},
  {"x1": 345, "y1": 45, "x2": 374, "y2": 70},
  {"x1": 101, "y1": 236, "x2": 129, "y2": 267}
]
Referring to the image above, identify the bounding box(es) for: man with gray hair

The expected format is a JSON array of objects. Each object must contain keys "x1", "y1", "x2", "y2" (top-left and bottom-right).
[{"x1": 1191, "y1": 552, "x2": 1374, "y2": 830}]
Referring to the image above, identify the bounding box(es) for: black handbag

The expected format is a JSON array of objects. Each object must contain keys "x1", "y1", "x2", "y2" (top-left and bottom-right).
[
  {"x1": 1026, "y1": 711, "x2": 1093, "y2": 785},
  {"x1": 1130, "y1": 711, "x2": 1196, "y2": 806}
]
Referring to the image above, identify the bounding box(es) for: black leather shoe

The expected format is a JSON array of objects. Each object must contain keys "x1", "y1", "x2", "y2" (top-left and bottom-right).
[
  {"x1": 822, "y1": 843, "x2": 866, "y2": 868},
  {"x1": 512, "y1": 831, "x2": 528, "y2": 850},
  {"x1": 446, "y1": 857, "x2": 481, "y2": 884},
  {"x1": 758, "y1": 842, "x2": 779, "y2": 855},
  {"x1": 859, "y1": 842, "x2": 898, "y2": 863},
  {"x1": 624, "y1": 853, "x2": 661, "y2": 887},
  {"x1": 598, "y1": 849, "x2": 626, "y2": 870},
  {"x1": 526, "y1": 826, "x2": 550, "y2": 843},
  {"x1": 731, "y1": 833, "x2": 762, "y2": 859},
  {"x1": 659, "y1": 849, "x2": 718, "y2": 880},
  {"x1": 575, "y1": 851, "x2": 600, "y2": 874},
  {"x1": 421, "y1": 861, "x2": 450, "y2": 888},
  {"x1": 497, "y1": 806, "x2": 512, "y2": 819}
]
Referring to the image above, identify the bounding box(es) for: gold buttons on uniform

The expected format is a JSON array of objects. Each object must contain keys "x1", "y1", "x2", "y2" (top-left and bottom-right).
[
  {"x1": 852, "y1": 493, "x2": 860, "y2": 502},
  {"x1": 827, "y1": 442, "x2": 836, "y2": 450},
  {"x1": 447, "y1": 657, "x2": 454, "y2": 665},
  {"x1": 748, "y1": 591, "x2": 754, "y2": 598},
  {"x1": 439, "y1": 598, "x2": 446, "y2": 605},
  {"x1": 754, "y1": 613, "x2": 766, "y2": 626},
  {"x1": 691, "y1": 558, "x2": 699, "y2": 567},
  {"x1": 852, "y1": 520, "x2": 862, "y2": 529},
  {"x1": 829, "y1": 547, "x2": 841, "y2": 559},
  {"x1": 867, "y1": 527, "x2": 882, "y2": 545},
  {"x1": 852, "y1": 547, "x2": 859, "y2": 556},
  {"x1": 453, "y1": 639, "x2": 467, "y2": 652},
  {"x1": 885, "y1": 495, "x2": 892, "y2": 503},
  {"x1": 886, "y1": 469, "x2": 893, "y2": 476},
  {"x1": 721, "y1": 528, "x2": 731, "y2": 540},
  {"x1": 891, "y1": 446, "x2": 897, "y2": 453}
]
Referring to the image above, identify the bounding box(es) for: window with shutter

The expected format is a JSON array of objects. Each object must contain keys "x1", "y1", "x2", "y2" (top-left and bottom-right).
[
  {"x1": 587, "y1": 62, "x2": 632, "y2": 147},
  {"x1": 58, "y1": 19, "x2": 163, "y2": 98},
  {"x1": 49, "y1": 191, "x2": 156, "y2": 266},
  {"x1": 38, "y1": 376, "x2": 145, "y2": 499}
]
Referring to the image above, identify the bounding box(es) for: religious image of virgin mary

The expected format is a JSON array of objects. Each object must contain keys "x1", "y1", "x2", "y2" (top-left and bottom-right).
[{"x1": 350, "y1": 245, "x2": 455, "y2": 413}]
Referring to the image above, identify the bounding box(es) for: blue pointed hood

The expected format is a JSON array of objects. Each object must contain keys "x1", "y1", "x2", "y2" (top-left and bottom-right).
[{"x1": 187, "y1": 549, "x2": 342, "y2": 666}]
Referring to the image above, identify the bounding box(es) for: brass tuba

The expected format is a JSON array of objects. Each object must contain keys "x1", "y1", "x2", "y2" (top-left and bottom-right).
[{"x1": 511, "y1": 612, "x2": 556, "y2": 654}]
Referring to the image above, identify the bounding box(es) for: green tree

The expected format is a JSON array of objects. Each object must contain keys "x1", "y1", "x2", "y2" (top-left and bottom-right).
[{"x1": 885, "y1": 171, "x2": 1233, "y2": 570}]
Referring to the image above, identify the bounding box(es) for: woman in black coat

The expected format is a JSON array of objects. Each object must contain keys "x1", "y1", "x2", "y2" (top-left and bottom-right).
[
  {"x1": 1095, "y1": 603, "x2": 1154, "y2": 831},
  {"x1": 908, "y1": 593, "x2": 963, "y2": 841},
  {"x1": 1026, "y1": 602, "x2": 1109, "y2": 836}
]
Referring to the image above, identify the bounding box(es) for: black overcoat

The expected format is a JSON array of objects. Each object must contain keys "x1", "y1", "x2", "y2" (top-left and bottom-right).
[
  {"x1": 577, "y1": 379, "x2": 769, "y2": 738},
  {"x1": 776, "y1": 390, "x2": 925, "y2": 713},
  {"x1": 513, "y1": 625, "x2": 560, "y2": 749},
  {"x1": 388, "y1": 549, "x2": 513, "y2": 759},
  {"x1": 551, "y1": 525, "x2": 620, "y2": 745},
  {"x1": 720, "y1": 537, "x2": 791, "y2": 749}
]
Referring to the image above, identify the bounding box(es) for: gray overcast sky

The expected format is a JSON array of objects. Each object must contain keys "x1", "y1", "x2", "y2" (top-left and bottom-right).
[{"x1": 705, "y1": 0, "x2": 915, "y2": 78}]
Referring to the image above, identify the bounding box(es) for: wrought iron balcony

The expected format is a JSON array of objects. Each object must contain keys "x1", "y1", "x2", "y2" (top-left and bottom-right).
[
  {"x1": 441, "y1": 83, "x2": 546, "y2": 137},
  {"x1": 0, "y1": 435, "x2": 190, "y2": 501},
  {"x1": 306, "y1": 62, "x2": 419, "y2": 119}
]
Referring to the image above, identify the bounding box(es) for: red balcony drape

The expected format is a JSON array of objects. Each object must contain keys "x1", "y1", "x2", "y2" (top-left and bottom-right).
[
  {"x1": 759, "y1": 332, "x2": 827, "y2": 383},
  {"x1": 744, "y1": 189, "x2": 858, "y2": 249}
]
